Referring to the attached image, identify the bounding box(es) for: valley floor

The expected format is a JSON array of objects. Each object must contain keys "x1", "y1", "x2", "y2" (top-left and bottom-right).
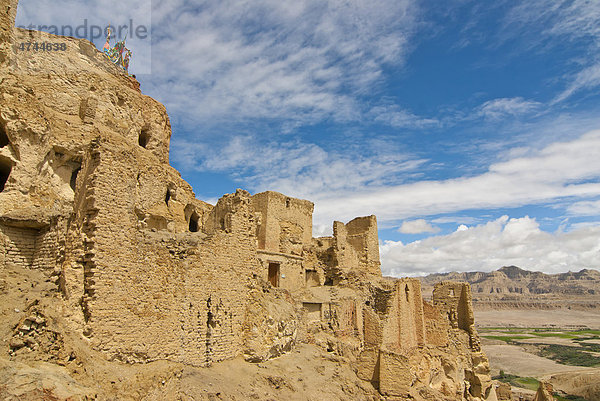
[{"x1": 477, "y1": 308, "x2": 600, "y2": 401}]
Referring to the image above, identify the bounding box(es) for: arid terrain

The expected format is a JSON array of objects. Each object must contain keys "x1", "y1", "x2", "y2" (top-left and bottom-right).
[{"x1": 422, "y1": 267, "x2": 600, "y2": 401}]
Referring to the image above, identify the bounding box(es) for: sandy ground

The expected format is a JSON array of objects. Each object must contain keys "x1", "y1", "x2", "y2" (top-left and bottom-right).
[
  {"x1": 542, "y1": 369, "x2": 600, "y2": 401},
  {"x1": 477, "y1": 308, "x2": 600, "y2": 400},
  {"x1": 481, "y1": 343, "x2": 589, "y2": 377},
  {"x1": 142, "y1": 343, "x2": 382, "y2": 401},
  {"x1": 474, "y1": 309, "x2": 600, "y2": 329}
]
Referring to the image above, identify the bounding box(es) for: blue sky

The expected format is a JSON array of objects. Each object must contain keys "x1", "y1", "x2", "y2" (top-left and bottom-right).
[{"x1": 15, "y1": 0, "x2": 600, "y2": 275}]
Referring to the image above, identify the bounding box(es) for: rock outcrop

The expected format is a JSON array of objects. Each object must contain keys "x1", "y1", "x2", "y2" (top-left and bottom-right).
[
  {"x1": 0, "y1": 1, "x2": 500, "y2": 399},
  {"x1": 533, "y1": 381, "x2": 555, "y2": 401},
  {"x1": 420, "y1": 266, "x2": 600, "y2": 310}
]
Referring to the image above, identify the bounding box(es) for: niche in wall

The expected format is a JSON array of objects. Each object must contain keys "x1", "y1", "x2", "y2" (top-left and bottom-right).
[
  {"x1": 139, "y1": 129, "x2": 150, "y2": 148},
  {"x1": 0, "y1": 157, "x2": 12, "y2": 192}
]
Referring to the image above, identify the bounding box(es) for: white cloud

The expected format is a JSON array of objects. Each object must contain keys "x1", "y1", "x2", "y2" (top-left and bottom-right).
[
  {"x1": 312, "y1": 130, "x2": 600, "y2": 225},
  {"x1": 171, "y1": 135, "x2": 428, "y2": 199},
  {"x1": 143, "y1": 0, "x2": 420, "y2": 127},
  {"x1": 456, "y1": 224, "x2": 469, "y2": 232},
  {"x1": 380, "y1": 215, "x2": 600, "y2": 276},
  {"x1": 398, "y1": 219, "x2": 440, "y2": 234},
  {"x1": 175, "y1": 129, "x2": 600, "y2": 229},
  {"x1": 313, "y1": 224, "x2": 333, "y2": 237},
  {"x1": 477, "y1": 97, "x2": 541, "y2": 120},
  {"x1": 554, "y1": 64, "x2": 600, "y2": 104},
  {"x1": 567, "y1": 199, "x2": 600, "y2": 216},
  {"x1": 431, "y1": 216, "x2": 481, "y2": 225},
  {"x1": 370, "y1": 105, "x2": 439, "y2": 129}
]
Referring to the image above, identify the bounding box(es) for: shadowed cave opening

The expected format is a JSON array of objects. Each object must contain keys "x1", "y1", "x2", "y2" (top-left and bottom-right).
[
  {"x1": 189, "y1": 212, "x2": 199, "y2": 232},
  {"x1": 0, "y1": 125, "x2": 8, "y2": 148},
  {"x1": 165, "y1": 188, "x2": 171, "y2": 205},
  {"x1": 139, "y1": 129, "x2": 149, "y2": 148},
  {"x1": 70, "y1": 167, "x2": 81, "y2": 192},
  {"x1": 0, "y1": 158, "x2": 12, "y2": 192}
]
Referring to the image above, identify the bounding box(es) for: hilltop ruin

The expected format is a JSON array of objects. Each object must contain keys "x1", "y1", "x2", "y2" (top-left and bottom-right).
[{"x1": 0, "y1": 1, "x2": 501, "y2": 399}]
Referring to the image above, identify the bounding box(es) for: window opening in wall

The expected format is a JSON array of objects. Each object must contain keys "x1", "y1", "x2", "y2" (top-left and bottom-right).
[
  {"x1": 220, "y1": 217, "x2": 225, "y2": 230},
  {"x1": 305, "y1": 269, "x2": 319, "y2": 287},
  {"x1": 449, "y1": 288, "x2": 455, "y2": 297},
  {"x1": 303, "y1": 302, "x2": 322, "y2": 321},
  {"x1": 189, "y1": 212, "x2": 199, "y2": 232},
  {"x1": 268, "y1": 262, "x2": 280, "y2": 287},
  {"x1": 70, "y1": 167, "x2": 81, "y2": 192},
  {"x1": 0, "y1": 125, "x2": 8, "y2": 148},
  {"x1": 165, "y1": 188, "x2": 171, "y2": 205},
  {"x1": 286, "y1": 198, "x2": 291, "y2": 208},
  {"x1": 0, "y1": 158, "x2": 11, "y2": 192},
  {"x1": 139, "y1": 129, "x2": 149, "y2": 148},
  {"x1": 405, "y1": 284, "x2": 410, "y2": 302}
]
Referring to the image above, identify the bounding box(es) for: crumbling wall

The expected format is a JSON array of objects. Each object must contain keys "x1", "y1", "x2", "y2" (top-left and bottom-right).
[
  {"x1": 256, "y1": 252, "x2": 304, "y2": 291},
  {"x1": 533, "y1": 381, "x2": 555, "y2": 401},
  {"x1": 31, "y1": 218, "x2": 65, "y2": 270},
  {"x1": 250, "y1": 191, "x2": 313, "y2": 291},
  {"x1": 242, "y1": 281, "x2": 300, "y2": 363},
  {"x1": 0, "y1": 218, "x2": 65, "y2": 271},
  {"x1": 134, "y1": 163, "x2": 212, "y2": 234},
  {"x1": 0, "y1": 223, "x2": 37, "y2": 267},
  {"x1": 423, "y1": 300, "x2": 449, "y2": 347},
  {"x1": 354, "y1": 279, "x2": 495, "y2": 399},
  {"x1": 251, "y1": 191, "x2": 313, "y2": 255},
  {"x1": 331, "y1": 215, "x2": 381, "y2": 276},
  {"x1": 0, "y1": 25, "x2": 173, "y2": 225},
  {"x1": 306, "y1": 237, "x2": 336, "y2": 285},
  {"x1": 58, "y1": 141, "x2": 261, "y2": 366},
  {"x1": 392, "y1": 278, "x2": 425, "y2": 350},
  {"x1": 433, "y1": 281, "x2": 481, "y2": 351}
]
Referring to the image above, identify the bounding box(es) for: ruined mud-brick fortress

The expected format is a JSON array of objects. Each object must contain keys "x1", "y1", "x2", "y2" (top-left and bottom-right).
[{"x1": 0, "y1": 0, "x2": 498, "y2": 399}]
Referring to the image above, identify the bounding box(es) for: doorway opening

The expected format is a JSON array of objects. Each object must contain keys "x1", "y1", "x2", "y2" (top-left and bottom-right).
[
  {"x1": 189, "y1": 212, "x2": 199, "y2": 232},
  {"x1": 268, "y1": 262, "x2": 280, "y2": 287}
]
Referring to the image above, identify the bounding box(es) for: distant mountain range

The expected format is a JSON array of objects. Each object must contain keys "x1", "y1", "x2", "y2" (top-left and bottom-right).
[{"x1": 419, "y1": 266, "x2": 600, "y2": 306}]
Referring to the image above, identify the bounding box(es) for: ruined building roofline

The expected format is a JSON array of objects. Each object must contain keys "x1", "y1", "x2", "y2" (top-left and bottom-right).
[{"x1": 252, "y1": 190, "x2": 314, "y2": 209}]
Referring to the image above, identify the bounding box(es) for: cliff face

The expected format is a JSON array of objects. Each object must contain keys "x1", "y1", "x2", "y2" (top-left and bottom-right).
[
  {"x1": 0, "y1": 1, "x2": 499, "y2": 400},
  {"x1": 421, "y1": 266, "x2": 600, "y2": 309}
]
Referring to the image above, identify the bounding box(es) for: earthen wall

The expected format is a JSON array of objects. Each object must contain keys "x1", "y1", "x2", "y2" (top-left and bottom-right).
[
  {"x1": 62, "y1": 142, "x2": 260, "y2": 366},
  {"x1": 332, "y1": 215, "x2": 381, "y2": 276},
  {"x1": 251, "y1": 191, "x2": 313, "y2": 255}
]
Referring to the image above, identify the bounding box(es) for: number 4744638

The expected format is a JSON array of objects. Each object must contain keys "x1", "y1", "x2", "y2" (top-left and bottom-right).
[{"x1": 18, "y1": 42, "x2": 67, "y2": 51}]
